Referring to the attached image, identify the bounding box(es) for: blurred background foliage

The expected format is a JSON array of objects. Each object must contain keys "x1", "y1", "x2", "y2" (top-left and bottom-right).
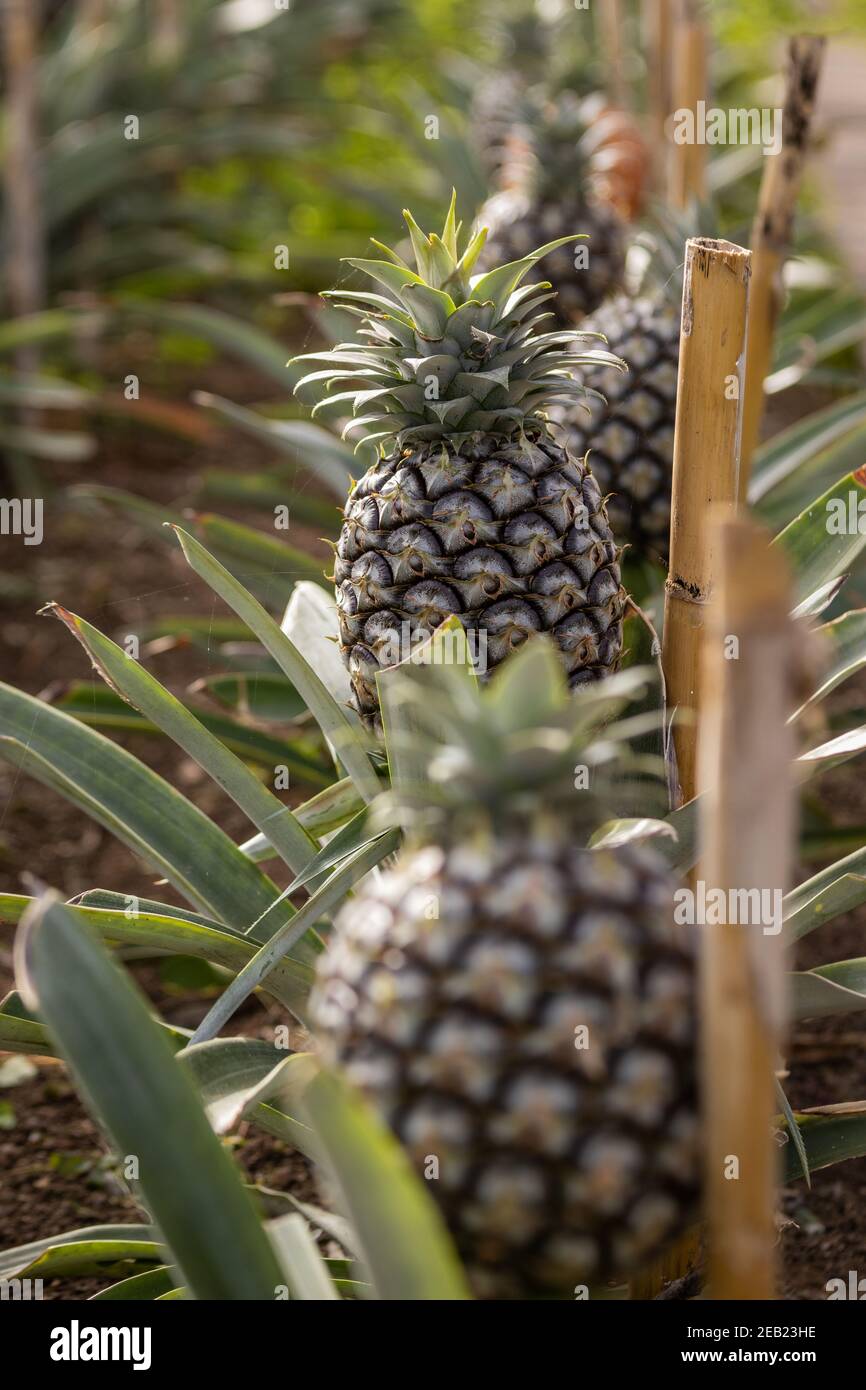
[
  {"x1": 713, "y1": 0, "x2": 866, "y2": 51},
  {"x1": 19, "y1": 0, "x2": 490, "y2": 304},
  {"x1": 1, "y1": 1, "x2": 857, "y2": 323}
]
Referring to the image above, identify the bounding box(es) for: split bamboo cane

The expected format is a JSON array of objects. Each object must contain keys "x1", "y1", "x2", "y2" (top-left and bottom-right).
[
  {"x1": 698, "y1": 515, "x2": 795, "y2": 1299},
  {"x1": 152, "y1": 0, "x2": 182, "y2": 63},
  {"x1": 644, "y1": 0, "x2": 673, "y2": 189},
  {"x1": 668, "y1": 0, "x2": 708, "y2": 209},
  {"x1": 662, "y1": 237, "x2": 752, "y2": 806},
  {"x1": 631, "y1": 237, "x2": 751, "y2": 1300},
  {"x1": 597, "y1": 0, "x2": 629, "y2": 111},
  {"x1": 739, "y1": 37, "x2": 825, "y2": 499}
]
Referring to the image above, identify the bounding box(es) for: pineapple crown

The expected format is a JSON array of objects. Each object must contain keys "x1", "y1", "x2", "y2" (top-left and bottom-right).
[
  {"x1": 502, "y1": 91, "x2": 596, "y2": 193},
  {"x1": 291, "y1": 195, "x2": 625, "y2": 454},
  {"x1": 373, "y1": 623, "x2": 668, "y2": 844},
  {"x1": 500, "y1": 90, "x2": 646, "y2": 220}
]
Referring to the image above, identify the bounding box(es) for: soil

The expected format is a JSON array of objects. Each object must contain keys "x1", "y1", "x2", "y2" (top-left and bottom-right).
[
  {"x1": 0, "y1": 350, "x2": 332, "y2": 1297},
  {"x1": 1, "y1": 338, "x2": 865, "y2": 1301}
]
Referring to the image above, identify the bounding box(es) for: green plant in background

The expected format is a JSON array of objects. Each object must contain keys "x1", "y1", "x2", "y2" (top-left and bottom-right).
[
  {"x1": 711, "y1": 0, "x2": 866, "y2": 52},
  {"x1": 0, "y1": 312, "x2": 101, "y2": 477},
  {"x1": 28, "y1": 0, "x2": 369, "y2": 297},
  {"x1": 291, "y1": 200, "x2": 628, "y2": 729},
  {"x1": 0, "y1": 0, "x2": 499, "y2": 524},
  {"x1": 18, "y1": 0, "x2": 489, "y2": 303}
]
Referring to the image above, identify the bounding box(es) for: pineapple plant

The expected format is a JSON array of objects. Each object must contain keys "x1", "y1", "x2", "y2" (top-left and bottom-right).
[
  {"x1": 465, "y1": 0, "x2": 561, "y2": 182},
  {"x1": 470, "y1": 67, "x2": 531, "y2": 183},
  {"x1": 4, "y1": 421, "x2": 866, "y2": 1298},
  {"x1": 311, "y1": 640, "x2": 700, "y2": 1299},
  {"x1": 478, "y1": 90, "x2": 647, "y2": 324},
  {"x1": 292, "y1": 198, "x2": 628, "y2": 732},
  {"x1": 550, "y1": 212, "x2": 715, "y2": 567},
  {"x1": 552, "y1": 290, "x2": 680, "y2": 565}
]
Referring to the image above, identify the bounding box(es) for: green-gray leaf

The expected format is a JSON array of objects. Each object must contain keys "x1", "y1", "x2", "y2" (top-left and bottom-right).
[
  {"x1": 171, "y1": 526, "x2": 381, "y2": 803},
  {"x1": 302, "y1": 1068, "x2": 471, "y2": 1301},
  {"x1": 0, "y1": 682, "x2": 281, "y2": 933},
  {"x1": 15, "y1": 895, "x2": 284, "y2": 1300}
]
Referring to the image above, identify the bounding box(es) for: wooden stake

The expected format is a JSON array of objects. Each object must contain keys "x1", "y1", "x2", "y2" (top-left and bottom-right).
[
  {"x1": 698, "y1": 515, "x2": 795, "y2": 1299},
  {"x1": 667, "y1": 0, "x2": 708, "y2": 209},
  {"x1": 597, "y1": 0, "x2": 629, "y2": 110},
  {"x1": 644, "y1": 0, "x2": 673, "y2": 189},
  {"x1": 76, "y1": 0, "x2": 108, "y2": 30},
  {"x1": 739, "y1": 37, "x2": 825, "y2": 498},
  {"x1": 632, "y1": 235, "x2": 752, "y2": 1303},
  {"x1": 152, "y1": 0, "x2": 182, "y2": 63},
  {"x1": 662, "y1": 237, "x2": 752, "y2": 805},
  {"x1": 2, "y1": 0, "x2": 44, "y2": 351}
]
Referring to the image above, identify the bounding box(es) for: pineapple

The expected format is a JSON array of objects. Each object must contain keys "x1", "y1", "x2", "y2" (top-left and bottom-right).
[
  {"x1": 478, "y1": 91, "x2": 648, "y2": 324},
  {"x1": 292, "y1": 198, "x2": 628, "y2": 732},
  {"x1": 552, "y1": 291, "x2": 680, "y2": 565},
  {"x1": 466, "y1": 0, "x2": 557, "y2": 179},
  {"x1": 470, "y1": 67, "x2": 529, "y2": 184},
  {"x1": 551, "y1": 213, "x2": 712, "y2": 566},
  {"x1": 311, "y1": 643, "x2": 700, "y2": 1300}
]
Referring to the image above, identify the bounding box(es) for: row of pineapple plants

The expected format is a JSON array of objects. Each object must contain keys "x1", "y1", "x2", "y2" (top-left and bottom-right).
[
  {"x1": 2, "y1": 206, "x2": 866, "y2": 1297},
  {"x1": 171, "y1": 9, "x2": 866, "y2": 596},
  {"x1": 11, "y1": 0, "x2": 863, "y2": 573}
]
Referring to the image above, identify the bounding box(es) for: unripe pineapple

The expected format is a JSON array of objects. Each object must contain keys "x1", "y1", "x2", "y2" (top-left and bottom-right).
[
  {"x1": 467, "y1": 0, "x2": 598, "y2": 185},
  {"x1": 478, "y1": 92, "x2": 648, "y2": 324},
  {"x1": 311, "y1": 644, "x2": 700, "y2": 1299},
  {"x1": 552, "y1": 211, "x2": 713, "y2": 566},
  {"x1": 553, "y1": 291, "x2": 680, "y2": 564},
  {"x1": 293, "y1": 199, "x2": 628, "y2": 731},
  {"x1": 470, "y1": 68, "x2": 529, "y2": 183}
]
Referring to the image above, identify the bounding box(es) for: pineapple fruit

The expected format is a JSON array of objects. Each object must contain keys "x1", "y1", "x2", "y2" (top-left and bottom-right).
[
  {"x1": 552, "y1": 213, "x2": 712, "y2": 566},
  {"x1": 552, "y1": 291, "x2": 680, "y2": 564},
  {"x1": 293, "y1": 199, "x2": 628, "y2": 731},
  {"x1": 311, "y1": 642, "x2": 700, "y2": 1299},
  {"x1": 471, "y1": 67, "x2": 530, "y2": 183},
  {"x1": 478, "y1": 91, "x2": 648, "y2": 324}
]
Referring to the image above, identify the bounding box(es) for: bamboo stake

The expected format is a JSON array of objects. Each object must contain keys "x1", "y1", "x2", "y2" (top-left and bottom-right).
[
  {"x1": 2, "y1": 0, "x2": 44, "y2": 354},
  {"x1": 644, "y1": 0, "x2": 673, "y2": 189},
  {"x1": 632, "y1": 236, "x2": 752, "y2": 1302},
  {"x1": 152, "y1": 0, "x2": 181, "y2": 63},
  {"x1": 698, "y1": 515, "x2": 795, "y2": 1299},
  {"x1": 662, "y1": 237, "x2": 752, "y2": 805},
  {"x1": 739, "y1": 36, "x2": 825, "y2": 499},
  {"x1": 597, "y1": 0, "x2": 629, "y2": 110},
  {"x1": 76, "y1": 0, "x2": 108, "y2": 30},
  {"x1": 667, "y1": 0, "x2": 708, "y2": 209}
]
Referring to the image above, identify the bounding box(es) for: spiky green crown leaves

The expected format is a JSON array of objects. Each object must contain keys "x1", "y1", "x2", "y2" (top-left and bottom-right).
[
  {"x1": 291, "y1": 196, "x2": 625, "y2": 452},
  {"x1": 373, "y1": 623, "x2": 667, "y2": 841}
]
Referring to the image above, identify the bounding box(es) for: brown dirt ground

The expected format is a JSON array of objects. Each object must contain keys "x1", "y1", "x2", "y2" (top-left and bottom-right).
[
  {"x1": 0, "y1": 352, "x2": 334, "y2": 1297},
  {"x1": 0, "y1": 348, "x2": 865, "y2": 1300}
]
